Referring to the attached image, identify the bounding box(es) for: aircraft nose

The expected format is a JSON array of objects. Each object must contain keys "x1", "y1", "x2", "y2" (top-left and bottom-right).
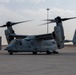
[{"x1": 5, "y1": 45, "x2": 15, "y2": 50}]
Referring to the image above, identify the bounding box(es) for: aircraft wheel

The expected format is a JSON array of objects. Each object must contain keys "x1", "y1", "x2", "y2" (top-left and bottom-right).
[
  {"x1": 46, "y1": 51, "x2": 51, "y2": 55},
  {"x1": 53, "y1": 51, "x2": 59, "y2": 54},
  {"x1": 8, "y1": 51, "x2": 13, "y2": 55},
  {"x1": 33, "y1": 52, "x2": 37, "y2": 55}
]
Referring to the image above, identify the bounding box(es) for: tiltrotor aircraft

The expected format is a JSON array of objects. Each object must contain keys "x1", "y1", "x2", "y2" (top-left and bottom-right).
[{"x1": 0, "y1": 16, "x2": 76, "y2": 55}]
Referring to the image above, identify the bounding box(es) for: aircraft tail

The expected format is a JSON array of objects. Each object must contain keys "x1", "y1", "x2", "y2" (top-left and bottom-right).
[{"x1": 73, "y1": 29, "x2": 76, "y2": 45}]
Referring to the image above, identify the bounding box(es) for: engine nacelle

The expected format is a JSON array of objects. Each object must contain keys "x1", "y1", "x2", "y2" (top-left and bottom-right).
[
  {"x1": 54, "y1": 26, "x2": 64, "y2": 49},
  {"x1": 5, "y1": 29, "x2": 14, "y2": 44}
]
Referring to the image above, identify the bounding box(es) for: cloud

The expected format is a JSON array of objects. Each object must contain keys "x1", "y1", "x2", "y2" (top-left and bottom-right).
[
  {"x1": 17, "y1": 7, "x2": 76, "y2": 20},
  {"x1": 0, "y1": 5, "x2": 27, "y2": 23},
  {"x1": 45, "y1": 7, "x2": 76, "y2": 18},
  {"x1": 0, "y1": 0, "x2": 10, "y2": 3},
  {"x1": 17, "y1": 8, "x2": 46, "y2": 19},
  {"x1": 0, "y1": 0, "x2": 45, "y2": 4},
  {"x1": 14, "y1": 0, "x2": 25, "y2": 3},
  {"x1": 30, "y1": 0, "x2": 45, "y2": 3}
]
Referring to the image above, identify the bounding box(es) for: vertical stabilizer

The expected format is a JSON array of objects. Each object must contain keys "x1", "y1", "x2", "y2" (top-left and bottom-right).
[{"x1": 73, "y1": 29, "x2": 76, "y2": 45}]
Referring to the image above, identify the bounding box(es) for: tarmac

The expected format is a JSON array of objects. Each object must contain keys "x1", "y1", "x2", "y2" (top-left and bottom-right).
[{"x1": 0, "y1": 45, "x2": 76, "y2": 75}]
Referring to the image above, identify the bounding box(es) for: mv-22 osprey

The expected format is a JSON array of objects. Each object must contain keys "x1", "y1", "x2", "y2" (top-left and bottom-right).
[{"x1": 0, "y1": 16, "x2": 76, "y2": 55}]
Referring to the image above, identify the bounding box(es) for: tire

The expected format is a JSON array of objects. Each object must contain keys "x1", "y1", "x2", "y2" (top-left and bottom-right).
[
  {"x1": 33, "y1": 52, "x2": 37, "y2": 55},
  {"x1": 8, "y1": 51, "x2": 13, "y2": 55},
  {"x1": 46, "y1": 51, "x2": 51, "y2": 55}
]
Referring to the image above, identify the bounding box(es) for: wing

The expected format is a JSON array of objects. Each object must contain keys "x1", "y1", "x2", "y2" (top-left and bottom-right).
[
  {"x1": 35, "y1": 33, "x2": 54, "y2": 40},
  {"x1": 9, "y1": 33, "x2": 54, "y2": 40},
  {"x1": 9, "y1": 34, "x2": 27, "y2": 39}
]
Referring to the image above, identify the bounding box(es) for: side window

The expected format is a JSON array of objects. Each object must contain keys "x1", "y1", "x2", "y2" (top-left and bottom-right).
[{"x1": 16, "y1": 40, "x2": 22, "y2": 45}]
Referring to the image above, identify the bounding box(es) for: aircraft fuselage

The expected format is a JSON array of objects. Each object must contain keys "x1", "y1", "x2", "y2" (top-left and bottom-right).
[{"x1": 5, "y1": 36, "x2": 57, "y2": 53}]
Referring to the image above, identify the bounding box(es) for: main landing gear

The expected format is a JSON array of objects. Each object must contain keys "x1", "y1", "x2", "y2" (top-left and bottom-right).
[
  {"x1": 8, "y1": 51, "x2": 59, "y2": 55},
  {"x1": 46, "y1": 50, "x2": 59, "y2": 54},
  {"x1": 8, "y1": 51, "x2": 13, "y2": 55},
  {"x1": 53, "y1": 51, "x2": 59, "y2": 54},
  {"x1": 33, "y1": 52, "x2": 37, "y2": 55}
]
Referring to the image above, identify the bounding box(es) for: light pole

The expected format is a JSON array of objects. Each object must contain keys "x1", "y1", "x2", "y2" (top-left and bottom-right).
[{"x1": 47, "y1": 8, "x2": 50, "y2": 33}]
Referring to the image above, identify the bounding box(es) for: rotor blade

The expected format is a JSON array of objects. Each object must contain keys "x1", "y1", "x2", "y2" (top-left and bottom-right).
[
  {"x1": 61, "y1": 17, "x2": 76, "y2": 21},
  {"x1": 0, "y1": 20, "x2": 33, "y2": 28},
  {"x1": 43, "y1": 19, "x2": 55, "y2": 23},
  {"x1": 11, "y1": 20, "x2": 33, "y2": 26},
  {"x1": 39, "y1": 22, "x2": 52, "y2": 25},
  {"x1": 43, "y1": 19, "x2": 54, "y2": 21},
  {"x1": 0, "y1": 24, "x2": 7, "y2": 27}
]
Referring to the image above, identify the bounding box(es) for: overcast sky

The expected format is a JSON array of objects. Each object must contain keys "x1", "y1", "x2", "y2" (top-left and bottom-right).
[{"x1": 0, "y1": 0, "x2": 76, "y2": 44}]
